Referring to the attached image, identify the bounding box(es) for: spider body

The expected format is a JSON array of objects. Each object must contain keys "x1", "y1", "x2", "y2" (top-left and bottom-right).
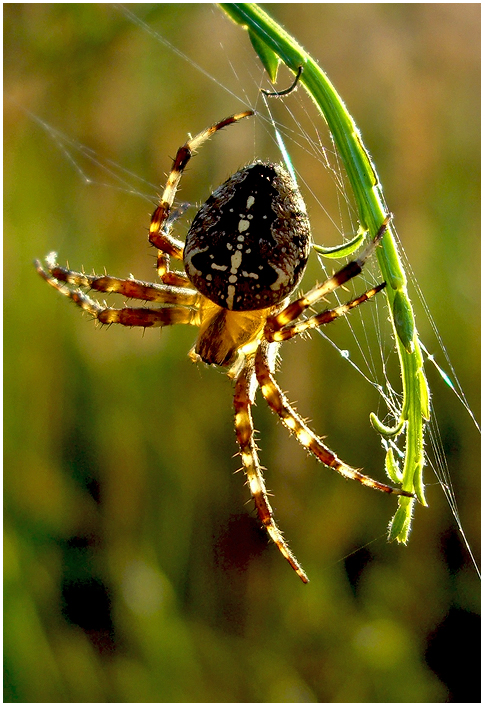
[
  {"x1": 184, "y1": 161, "x2": 311, "y2": 312},
  {"x1": 192, "y1": 301, "x2": 272, "y2": 368},
  {"x1": 36, "y1": 110, "x2": 412, "y2": 583},
  {"x1": 185, "y1": 159, "x2": 310, "y2": 368}
]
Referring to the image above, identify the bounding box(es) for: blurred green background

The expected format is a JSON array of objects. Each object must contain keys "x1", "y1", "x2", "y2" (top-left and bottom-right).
[{"x1": 4, "y1": 4, "x2": 480, "y2": 703}]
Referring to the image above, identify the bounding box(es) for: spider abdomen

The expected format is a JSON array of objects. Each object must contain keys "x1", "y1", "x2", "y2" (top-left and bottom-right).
[{"x1": 183, "y1": 161, "x2": 311, "y2": 312}]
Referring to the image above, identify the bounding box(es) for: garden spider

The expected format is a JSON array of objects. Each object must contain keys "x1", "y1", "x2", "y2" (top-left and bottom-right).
[{"x1": 36, "y1": 110, "x2": 413, "y2": 583}]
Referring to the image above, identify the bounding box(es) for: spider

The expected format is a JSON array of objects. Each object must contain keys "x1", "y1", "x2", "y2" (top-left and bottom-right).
[{"x1": 36, "y1": 110, "x2": 413, "y2": 583}]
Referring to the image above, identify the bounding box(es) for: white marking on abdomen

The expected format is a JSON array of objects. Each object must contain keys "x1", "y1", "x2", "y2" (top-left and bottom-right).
[
  {"x1": 270, "y1": 265, "x2": 289, "y2": 290},
  {"x1": 230, "y1": 250, "x2": 243, "y2": 273},
  {"x1": 226, "y1": 284, "x2": 236, "y2": 309}
]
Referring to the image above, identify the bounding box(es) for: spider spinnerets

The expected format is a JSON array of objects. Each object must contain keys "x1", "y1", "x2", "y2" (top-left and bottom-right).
[{"x1": 36, "y1": 110, "x2": 412, "y2": 583}]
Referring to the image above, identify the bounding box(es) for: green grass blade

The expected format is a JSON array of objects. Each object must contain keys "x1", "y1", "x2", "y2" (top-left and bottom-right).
[{"x1": 220, "y1": 2, "x2": 430, "y2": 540}]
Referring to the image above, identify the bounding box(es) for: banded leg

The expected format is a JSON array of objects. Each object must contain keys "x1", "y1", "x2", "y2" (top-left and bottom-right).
[
  {"x1": 255, "y1": 342, "x2": 414, "y2": 497},
  {"x1": 149, "y1": 111, "x2": 254, "y2": 285},
  {"x1": 97, "y1": 306, "x2": 197, "y2": 328},
  {"x1": 265, "y1": 216, "x2": 391, "y2": 338},
  {"x1": 269, "y1": 282, "x2": 386, "y2": 343},
  {"x1": 36, "y1": 259, "x2": 199, "y2": 328},
  {"x1": 35, "y1": 256, "x2": 200, "y2": 307},
  {"x1": 234, "y1": 361, "x2": 309, "y2": 583},
  {"x1": 148, "y1": 230, "x2": 189, "y2": 287}
]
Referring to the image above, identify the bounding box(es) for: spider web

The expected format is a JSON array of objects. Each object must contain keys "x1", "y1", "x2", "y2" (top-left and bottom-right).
[
  {"x1": 254, "y1": 70, "x2": 480, "y2": 576},
  {"x1": 15, "y1": 4, "x2": 479, "y2": 574}
]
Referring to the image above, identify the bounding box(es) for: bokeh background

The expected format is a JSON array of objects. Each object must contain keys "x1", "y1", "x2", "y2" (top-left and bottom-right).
[{"x1": 4, "y1": 4, "x2": 480, "y2": 703}]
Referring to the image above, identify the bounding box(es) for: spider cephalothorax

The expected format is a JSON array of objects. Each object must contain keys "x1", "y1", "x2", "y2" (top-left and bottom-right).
[{"x1": 36, "y1": 110, "x2": 412, "y2": 583}]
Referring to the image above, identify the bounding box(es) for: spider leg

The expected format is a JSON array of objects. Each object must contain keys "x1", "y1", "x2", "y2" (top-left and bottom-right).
[
  {"x1": 255, "y1": 341, "x2": 414, "y2": 497},
  {"x1": 266, "y1": 217, "x2": 391, "y2": 337},
  {"x1": 149, "y1": 230, "x2": 189, "y2": 287},
  {"x1": 234, "y1": 359, "x2": 309, "y2": 583},
  {"x1": 35, "y1": 256, "x2": 199, "y2": 307},
  {"x1": 269, "y1": 282, "x2": 386, "y2": 342},
  {"x1": 148, "y1": 111, "x2": 254, "y2": 285},
  {"x1": 36, "y1": 257, "x2": 199, "y2": 328},
  {"x1": 96, "y1": 306, "x2": 197, "y2": 328}
]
